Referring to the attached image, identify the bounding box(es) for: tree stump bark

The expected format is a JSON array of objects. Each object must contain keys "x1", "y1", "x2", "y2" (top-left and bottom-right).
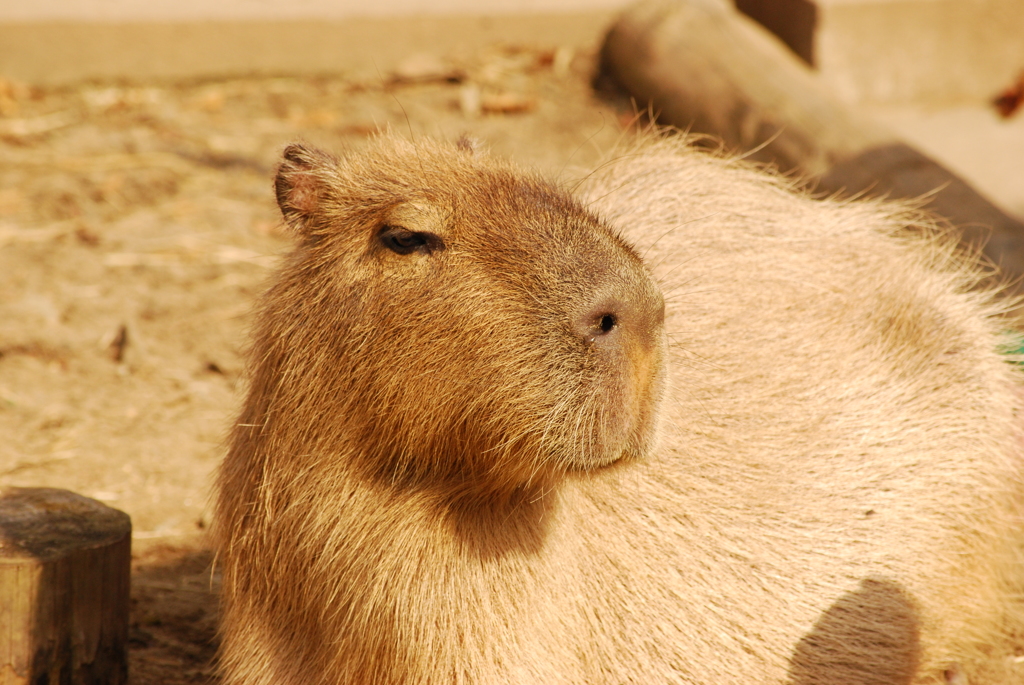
[{"x1": 0, "y1": 487, "x2": 131, "y2": 685}]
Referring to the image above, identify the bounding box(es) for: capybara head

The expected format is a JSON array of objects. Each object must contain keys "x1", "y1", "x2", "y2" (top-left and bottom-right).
[{"x1": 240, "y1": 137, "x2": 665, "y2": 495}]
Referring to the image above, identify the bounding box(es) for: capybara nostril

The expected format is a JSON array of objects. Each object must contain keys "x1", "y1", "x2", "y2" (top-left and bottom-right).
[
  {"x1": 575, "y1": 281, "x2": 665, "y2": 351},
  {"x1": 575, "y1": 305, "x2": 620, "y2": 343}
]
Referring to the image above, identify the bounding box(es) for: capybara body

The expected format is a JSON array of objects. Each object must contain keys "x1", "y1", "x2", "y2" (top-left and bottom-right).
[{"x1": 216, "y1": 135, "x2": 1024, "y2": 684}]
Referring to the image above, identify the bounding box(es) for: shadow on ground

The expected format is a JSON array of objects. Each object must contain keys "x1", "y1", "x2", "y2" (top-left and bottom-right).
[{"x1": 129, "y1": 541, "x2": 220, "y2": 685}]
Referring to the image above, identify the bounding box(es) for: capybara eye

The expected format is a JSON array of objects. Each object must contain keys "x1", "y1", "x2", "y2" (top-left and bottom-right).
[
  {"x1": 599, "y1": 314, "x2": 617, "y2": 334},
  {"x1": 379, "y1": 225, "x2": 439, "y2": 255}
]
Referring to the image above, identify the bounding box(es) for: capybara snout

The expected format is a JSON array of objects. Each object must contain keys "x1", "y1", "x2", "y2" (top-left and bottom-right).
[{"x1": 567, "y1": 269, "x2": 667, "y2": 467}]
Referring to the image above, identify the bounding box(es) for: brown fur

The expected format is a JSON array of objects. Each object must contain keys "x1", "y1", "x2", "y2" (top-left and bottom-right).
[{"x1": 215, "y1": 135, "x2": 1024, "y2": 684}]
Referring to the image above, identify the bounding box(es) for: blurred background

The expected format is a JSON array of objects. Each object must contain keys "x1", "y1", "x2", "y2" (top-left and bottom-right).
[{"x1": 0, "y1": 1, "x2": 1021, "y2": 682}]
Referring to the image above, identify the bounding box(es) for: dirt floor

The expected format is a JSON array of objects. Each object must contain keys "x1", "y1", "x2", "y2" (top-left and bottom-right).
[{"x1": 0, "y1": 43, "x2": 632, "y2": 683}]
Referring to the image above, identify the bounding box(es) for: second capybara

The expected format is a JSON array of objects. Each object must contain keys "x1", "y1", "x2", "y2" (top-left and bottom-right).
[{"x1": 215, "y1": 134, "x2": 1024, "y2": 684}]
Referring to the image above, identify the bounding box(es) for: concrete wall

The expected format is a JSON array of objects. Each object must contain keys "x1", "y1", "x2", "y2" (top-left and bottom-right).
[
  {"x1": 0, "y1": 2, "x2": 628, "y2": 85},
  {"x1": 0, "y1": 14, "x2": 619, "y2": 85},
  {"x1": 2, "y1": 0, "x2": 1022, "y2": 106},
  {"x1": 741, "y1": 0, "x2": 1024, "y2": 105},
  {"x1": 0, "y1": 0, "x2": 630, "y2": 21}
]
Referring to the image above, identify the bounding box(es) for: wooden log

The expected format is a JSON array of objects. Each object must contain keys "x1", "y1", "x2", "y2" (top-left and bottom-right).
[
  {"x1": 599, "y1": 0, "x2": 1024, "y2": 282},
  {"x1": 0, "y1": 487, "x2": 131, "y2": 685},
  {"x1": 599, "y1": 0, "x2": 894, "y2": 176},
  {"x1": 821, "y1": 143, "x2": 1024, "y2": 280}
]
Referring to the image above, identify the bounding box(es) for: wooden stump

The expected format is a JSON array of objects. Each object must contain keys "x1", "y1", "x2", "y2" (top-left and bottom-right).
[
  {"x1": 599, "y1": 0, "x2": 1024, "y2": 283},
  {"x1": 0, "y1": 487, "x2": 131, "y2": 685}
]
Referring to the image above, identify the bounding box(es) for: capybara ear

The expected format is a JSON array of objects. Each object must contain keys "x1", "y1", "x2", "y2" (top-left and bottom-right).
[{"x1": 275, "y1": 144, "x2": 338, "y2": 234}]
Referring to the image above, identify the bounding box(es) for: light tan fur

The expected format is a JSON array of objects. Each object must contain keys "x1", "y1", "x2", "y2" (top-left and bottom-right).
[{"x1": 216, "y1": 134, "x2": 1024, "y2": 684}]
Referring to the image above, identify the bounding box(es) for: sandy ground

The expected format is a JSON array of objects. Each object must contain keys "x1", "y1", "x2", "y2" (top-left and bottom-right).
[{"x1": 0, "y1": 36, "x2": 1021, "y2": 683}]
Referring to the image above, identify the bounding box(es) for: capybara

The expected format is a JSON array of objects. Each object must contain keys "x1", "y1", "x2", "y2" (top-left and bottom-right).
[{"x1": 215, "y1": 135, "x2": 1024, "y2": 684}]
